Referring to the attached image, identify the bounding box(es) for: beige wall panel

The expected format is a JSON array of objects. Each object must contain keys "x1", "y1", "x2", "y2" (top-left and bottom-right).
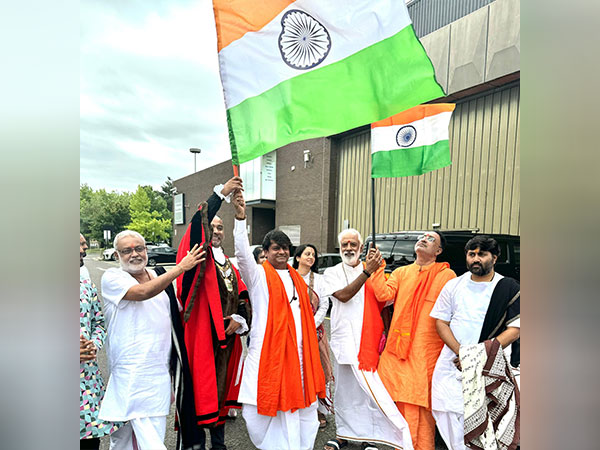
[
  {"x1": 486, "y1": 0, "x2": 520, "y2": 82},
  {"x1": 469, "y1": 96, "x2": 486, "y2": 228},
  {"x1": 448, "y1": 6, "x2": 488, "y2": 94},
  {"x1": 335, "y1": 85, "x2": 520, "y2": 239},
  {"x1": 421, "y1": 26, "x2": 450, "y2": 94}
]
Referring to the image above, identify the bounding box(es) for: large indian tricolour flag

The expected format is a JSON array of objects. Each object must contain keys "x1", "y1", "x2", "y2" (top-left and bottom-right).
[
  {"x1": 213, "y1": 0, "x2": 445, "y2": 165},
  {"x1": 371, "y1": 103, "x2": 455, "y2": 178}
]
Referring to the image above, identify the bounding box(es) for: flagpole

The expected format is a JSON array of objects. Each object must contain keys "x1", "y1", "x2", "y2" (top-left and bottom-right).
[
  {"x1": 371, "y1": 177, "x2": 377, "y2": 249},
  {"x1": 232, "y1": 164, "x2": 239, "y2": 177}
]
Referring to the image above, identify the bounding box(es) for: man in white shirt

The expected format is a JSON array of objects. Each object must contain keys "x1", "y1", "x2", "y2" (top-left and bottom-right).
[
  {"x1": 230, "y1": 189, "x2": 326, "y2": 450},
  {"x1": 430, "y1": 235, "x2": 520, "y2": 450},
  {"x1": 322, "y1": 229, "x2": 414, "y2": 450},
  {"x1": 99, "y1": 230, "x2": 204, "y2": 450}
]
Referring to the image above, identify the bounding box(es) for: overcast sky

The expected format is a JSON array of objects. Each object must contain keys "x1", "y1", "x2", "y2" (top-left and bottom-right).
[{"x1": 80, "y1": 0, "x2": 230, "y2": 192}]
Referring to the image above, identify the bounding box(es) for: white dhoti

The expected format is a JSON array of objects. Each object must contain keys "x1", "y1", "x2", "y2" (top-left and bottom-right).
[
  {"x1": 334, "y1": 359, "x2": 414, "y2": 450},
  {"x1": 242, "y1": 401, "x2": 319, "y2": 450},
  {"x1": 431, "y1": 410, "x2": 466, "y2": 450},
  {"x1": 109, "y1": 416, "x2": 167, "y2": 450}
]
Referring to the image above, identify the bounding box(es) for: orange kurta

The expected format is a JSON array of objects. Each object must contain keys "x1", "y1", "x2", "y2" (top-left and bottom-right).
[{"x1": 371, "y1": 262, "x2": 456, "y2": 408}]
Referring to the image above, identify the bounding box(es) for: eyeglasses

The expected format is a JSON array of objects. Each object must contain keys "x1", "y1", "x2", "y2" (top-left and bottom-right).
[
  {"x1": 417, "y1": 234, "x2": 437, "y2": 243},
  {"x1": 118, "y1": 245, "x2": 146, "y2": 255}
]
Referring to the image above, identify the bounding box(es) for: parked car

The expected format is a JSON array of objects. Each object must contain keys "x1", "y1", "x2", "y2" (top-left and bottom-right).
[
  {"x1": 317, "y1": 253, "x2": 343, "y2": 274},
  {"x1": 361, "y1": 230, "x2": 520, "y2": 281},
  {"x1": 102, "y1": 248, "x2": 117, "y2": 261},
  {"x1": 146, "y1": 245, "x2": 178, "y2": 266}
]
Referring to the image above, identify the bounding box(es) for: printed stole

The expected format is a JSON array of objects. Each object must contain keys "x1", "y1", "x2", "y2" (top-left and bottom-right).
[{"x1": 257, "y1": 262, "x2": 326, "y2": 417}]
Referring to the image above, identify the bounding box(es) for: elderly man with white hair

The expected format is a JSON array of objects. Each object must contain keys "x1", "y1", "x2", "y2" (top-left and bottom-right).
[
  {"x1": 99, "y1": 229, "x2": 205, "y2": 450},
  {"x1": 322, "y1": 229, "x2": 414, "y2": 450}
]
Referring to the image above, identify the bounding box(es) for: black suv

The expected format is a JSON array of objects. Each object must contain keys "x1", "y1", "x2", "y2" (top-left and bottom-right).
[{"x1": 361, "y1": 230, "x2": 520, "y2": 281}]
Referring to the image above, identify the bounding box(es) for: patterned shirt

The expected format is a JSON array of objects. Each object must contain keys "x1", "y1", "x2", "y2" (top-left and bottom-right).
[{"x1": 80, "y1": 274, "x2": 121, "y2": 439}]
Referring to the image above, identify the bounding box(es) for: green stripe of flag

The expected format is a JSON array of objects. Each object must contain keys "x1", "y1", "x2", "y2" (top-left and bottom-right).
[
  {"x1": 371, "y1": 140, "x2": 451, "y2": 178},
  {"x1": 227, "y1": 25, "x2": 444, "y2": 165}
]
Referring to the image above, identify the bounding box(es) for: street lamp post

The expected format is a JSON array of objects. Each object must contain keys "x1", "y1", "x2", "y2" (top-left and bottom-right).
[{"x1": 189, "y1": 147, "x2": 201, "y2": 172}]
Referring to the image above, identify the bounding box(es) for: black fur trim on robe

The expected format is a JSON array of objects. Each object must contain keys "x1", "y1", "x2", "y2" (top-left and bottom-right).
[
  {"x1": 155, "y1": 265, "x2": 202, "y2": 450},
  {"x1": 478, "y1": 276, "x2": 520, "y2": 366}
]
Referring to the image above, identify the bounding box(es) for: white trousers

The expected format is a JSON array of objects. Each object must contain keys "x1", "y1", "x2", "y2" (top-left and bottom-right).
[
  {"x1": 242, "y1": 402, "x2": 319, "y2": 450},
  {"x1": 109, "y1": 416, "x2": 167, "y2": 450},
  {"x1": 333, "y1": 360, "x2": 414, "y2": 450},
  {"x1": 432, "y1": 410, "x2": 466, "y2": 450}
]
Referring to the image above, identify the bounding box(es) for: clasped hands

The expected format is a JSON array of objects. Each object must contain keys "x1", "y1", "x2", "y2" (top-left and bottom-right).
[{"x1": 80, "y1": 336, "x2": 97, "y2": 363}]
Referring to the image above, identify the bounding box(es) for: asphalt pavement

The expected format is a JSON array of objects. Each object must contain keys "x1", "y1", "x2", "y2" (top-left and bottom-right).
[{"x1": 84, "y1": 255, "x2": 447, "y2": 450}]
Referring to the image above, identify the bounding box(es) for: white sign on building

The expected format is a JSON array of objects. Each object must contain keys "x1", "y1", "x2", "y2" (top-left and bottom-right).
[
  {"x1": 240, "y1": 151, "x2": 276, "y2": 202},
  {"x1": 174, "y1": 193, "x2": 185, "y2": 225}
]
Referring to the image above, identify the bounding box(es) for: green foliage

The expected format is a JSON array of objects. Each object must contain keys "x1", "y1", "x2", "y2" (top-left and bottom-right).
[
  {"x1": 80, "y1": 178, "x2": 173, "y2": 247},
  {"x1": 127, "y1": 186, "x2": 172, "y2": 244}
]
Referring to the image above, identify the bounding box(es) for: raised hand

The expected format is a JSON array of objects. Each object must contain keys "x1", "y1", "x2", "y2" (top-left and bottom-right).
[
  {"x1": 221, "y1": 176, "x2": 244, "y2": 197},
  {"x1": 232, "y1": 190, "x2": 246, "y2": 220},
  {"x1": 365, "y1": 246, "x2": 383, "y2": 274},
  {"x1": 178, "y1": 244, "x2": 206, "y2": 271}
]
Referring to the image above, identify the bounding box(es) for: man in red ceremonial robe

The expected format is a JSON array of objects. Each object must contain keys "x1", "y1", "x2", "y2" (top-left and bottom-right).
[{"x1": 169, "y1": 176, "x2": 250, "y2": 450}]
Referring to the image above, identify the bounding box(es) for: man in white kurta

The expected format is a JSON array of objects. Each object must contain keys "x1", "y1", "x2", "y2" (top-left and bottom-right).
[
  {"x1": 99, "y1": 230, "x2": 204, "y2": 450},
  {"x1": 322, "y1": 229, "x2": 414, "y2": 450},
  {"x1": 231, "y1": 191, "x2": 321, "y2": 450},
  {"x1": 430, "y1": 236, "x2": 520, "y2": 450}
]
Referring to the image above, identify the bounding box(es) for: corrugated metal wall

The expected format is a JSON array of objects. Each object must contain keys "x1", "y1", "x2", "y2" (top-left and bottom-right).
[
  {"x1": 408, "y1": 0, "x2": 495, "y2": 37},
  {"x1": 334, "y1": 84, "x2": 520, "y2": 242}
]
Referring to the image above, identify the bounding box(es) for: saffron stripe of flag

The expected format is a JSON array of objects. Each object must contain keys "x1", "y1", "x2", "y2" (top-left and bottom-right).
[
  {"x1": 371, "y1": 104, "x2": 455, "y2": 178},
  {"x1": 213, "y1": 0, "x2": 445, "y2": 165}
]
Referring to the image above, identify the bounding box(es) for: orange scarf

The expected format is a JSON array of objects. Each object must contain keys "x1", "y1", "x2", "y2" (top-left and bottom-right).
[
  {"x1": 257, "y1": 262, "x2": 326, "y2": 417},
  {"x1": 389, "y1": 262, "x2": 449, "y2": 360},
  {"x1": 357, "y1": 278, "x2": 385, "y2": 372}
]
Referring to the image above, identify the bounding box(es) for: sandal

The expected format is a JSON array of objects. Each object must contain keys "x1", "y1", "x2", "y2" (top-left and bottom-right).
[
  {"x1": 324, "y1": 438, "x2": 347, "y2": 450},
  {"x1": 318, "y1": 412, "x2": 327, "y2": 429},
  {"x1": 360, "y1": 443, "x2": 379, "y2": 450}
]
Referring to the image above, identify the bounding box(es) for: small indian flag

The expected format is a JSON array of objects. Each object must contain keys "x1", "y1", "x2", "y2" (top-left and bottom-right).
[
  {"x1": 213, "y1": 0, "x2": 445, "y2": 165},
  {"x1": 371, "y1": 103, "x2": 455, "y2": 178}
]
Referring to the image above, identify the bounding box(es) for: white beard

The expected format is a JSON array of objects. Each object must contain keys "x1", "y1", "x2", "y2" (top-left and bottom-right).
[
  {"x1": 341, "y1": 251, "x2": 359, "y2": 267},
  {"x1": 120, "y1": 255, "x2": 148, "y2": 274}
]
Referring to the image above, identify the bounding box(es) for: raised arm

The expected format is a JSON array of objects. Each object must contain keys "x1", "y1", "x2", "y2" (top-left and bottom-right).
[
  {"x1": 205, "y1": 176, "x2": 244, "y2": 223},
  {"x1": 231, "y1": 190, "x2": 261, "y2": 289},
  {"x1": 123, "y1": 245, "x2": 205, "y2": 301},
  {"x1": 370, "y1": 262, "x2": 401, "y2": 303},
  {"x1": 332, "y1": 247, "x2": 382, "y2": 303}
]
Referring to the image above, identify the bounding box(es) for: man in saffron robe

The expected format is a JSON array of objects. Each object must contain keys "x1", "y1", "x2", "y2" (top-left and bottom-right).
[
  {"x1": 230, "y1": 189, "x2": 326, "y2": 450},
  {"x1": 170, "y1": 176, "x2": 249, "y2": 450},
  {"x1": 430, "y1": 235, "x2": 520, "y2": 450},
  {"x1": 322, "y1": 228, "x2": 414, "y2": 450},
  {"x1": 370, "y1": 232, "x2": 456, "y2": 450}
]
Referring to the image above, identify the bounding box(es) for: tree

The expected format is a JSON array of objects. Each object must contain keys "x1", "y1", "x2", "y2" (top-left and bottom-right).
[
  {"x1": 159, "y1": 176, "x2": 175, "y2": 213},
  {"x1": 127, "y1": 186, "x2": 171, "y2": 244},
  {"x1": 80, "y1": 185, "x2": 131, "y2": 246}
]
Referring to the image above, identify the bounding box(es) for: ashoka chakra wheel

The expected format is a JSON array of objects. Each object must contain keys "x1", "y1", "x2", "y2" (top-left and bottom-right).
[
  {"x1": 396, "y1": 125, "x2": 417, "y2": 147},
  {"x1": 278, "y1": 10, "x2": 331, "y2": 70}
]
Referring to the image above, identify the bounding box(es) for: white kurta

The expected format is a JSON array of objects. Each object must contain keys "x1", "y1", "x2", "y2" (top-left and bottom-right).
[
  {"x1": 233, "y1": 219, "x2": 317, "y2": 450},
  {"x1": 429, "y1": 272, "x2": 520, "y2": 450},
  {"x1": 99, "y1": 268, "x2": 172, "y2": 422},
  {"x1": 322, "y1": 263, "x2": 414, "y2": 449}
]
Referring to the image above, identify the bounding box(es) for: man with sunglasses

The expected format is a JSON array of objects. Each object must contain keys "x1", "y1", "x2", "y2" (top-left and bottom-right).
[
  {"x1": 99, "y1": 230, "x2": 205, "y2": 450},
  {"x1": 370, "y1": 231, "x2": 456, "y2": 450}
]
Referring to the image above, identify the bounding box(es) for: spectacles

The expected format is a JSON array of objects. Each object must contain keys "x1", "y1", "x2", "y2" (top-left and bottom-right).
[
  {"x1": 118, "y1": 245, "x2": 146, "y2": 255},
  {"x1": 417, "y1": 234, "x2": 437, "y2": 243}
]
